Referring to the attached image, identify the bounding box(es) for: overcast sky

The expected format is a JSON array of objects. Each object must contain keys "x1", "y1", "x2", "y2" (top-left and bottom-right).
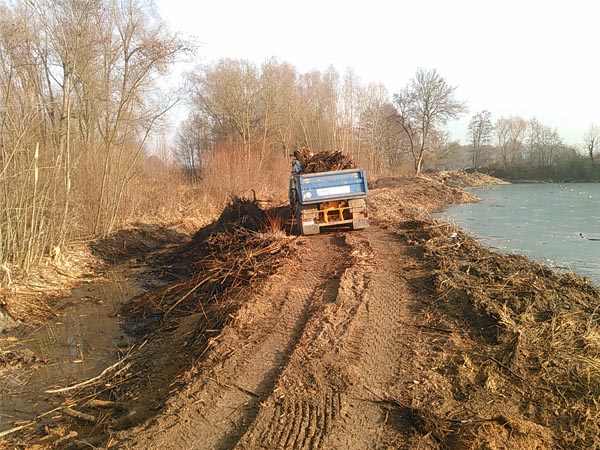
[{"x1": 156, "y1": 0, "x2": 599, "y2": 146}]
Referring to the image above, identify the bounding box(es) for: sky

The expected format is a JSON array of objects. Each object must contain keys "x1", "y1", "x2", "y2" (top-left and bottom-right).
[{"x1": 156, "y1": 0, "x2": 600, "y2": 147}]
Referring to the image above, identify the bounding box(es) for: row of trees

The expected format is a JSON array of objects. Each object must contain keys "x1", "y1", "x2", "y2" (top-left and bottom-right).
[
  {"x1": 465, "y1": 112, "x2": 599, "y2": 180},
  {"x1": 0, "y1": 0, "x2": 188, "y2": 268},
  {"x1": 178, "y1": 58, "x2": 600, "y2": 184},
  {"x1": 176, "y1": 61, "x2": 465, "y2": 180},
  {"x1": 2, "y1": 1, "x2": 598, "y2": 272},
  {"x1": 178, "y1": 56, "x2": 600, "y2": 185}
]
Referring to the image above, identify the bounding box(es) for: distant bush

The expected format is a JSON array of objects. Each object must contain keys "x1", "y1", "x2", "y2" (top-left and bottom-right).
[{"x1": 486, "y1": 159, "x2": 600, "y2": 182}]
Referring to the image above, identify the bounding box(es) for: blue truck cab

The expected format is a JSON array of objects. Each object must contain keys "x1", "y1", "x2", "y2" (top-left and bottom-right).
[{"x1": 289, "y1": 168, "x2": 369, "y2": 235}]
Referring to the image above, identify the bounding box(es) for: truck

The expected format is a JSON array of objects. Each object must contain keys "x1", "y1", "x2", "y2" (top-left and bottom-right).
[{"x1": 289, "y1": 168, "x2": 369, "y2": 235}]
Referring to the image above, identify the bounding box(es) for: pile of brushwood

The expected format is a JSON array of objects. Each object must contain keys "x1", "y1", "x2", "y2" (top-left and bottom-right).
[
  {"x1": 404, "y1": 218, "x2": 600, "y2": 449},
  {"x1": 424, "y1": 169, "x2": 509, "y2": 188},
  {"x1": 135, "y1": 196, "x2": 290, "y2": 320},
  {"x1": 10, "y1": 197, "x2": 294, "y2": 448},
  {"x1": 294, "y1": 148, "x2": 355, "y2": 174}
]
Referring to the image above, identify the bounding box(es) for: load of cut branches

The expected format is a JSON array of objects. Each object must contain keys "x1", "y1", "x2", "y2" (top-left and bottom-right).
[{"x1": 294, "y1": 148, "x2": 355, "y2": 174}]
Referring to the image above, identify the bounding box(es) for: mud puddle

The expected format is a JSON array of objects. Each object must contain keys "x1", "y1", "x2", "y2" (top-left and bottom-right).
[{"x1": 0, "y1": 270, "x2": 142, "y2": 432}]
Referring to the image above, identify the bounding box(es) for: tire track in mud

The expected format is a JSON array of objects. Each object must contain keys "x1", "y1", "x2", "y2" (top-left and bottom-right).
[
  {"x1": 121, "y1": 234, "x2": 352, "y2": 450},
  {"x1": 234, "y1": 232, "x2": 376, "y2": 450},
  {"x1": 234, "y1": 227, "x2": 426, "y2": 450},
  {"x1": 248, "y1": 390, "x2": 343, "y2": 450},
  {"x1": 322, "y1": 228, "x2": 417, "y2": 449},
  {"x1": 122, "y1": 226, "x2": 428, "y2": 450}
]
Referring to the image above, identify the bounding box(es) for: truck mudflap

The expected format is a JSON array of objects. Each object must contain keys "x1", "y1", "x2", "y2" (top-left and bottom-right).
[
  {"x1": 297, "y1": 205, "x2": 320, "y2": 235},
  {"x1": 349, "y1": 198, "x2": 368, "y2": 230}
]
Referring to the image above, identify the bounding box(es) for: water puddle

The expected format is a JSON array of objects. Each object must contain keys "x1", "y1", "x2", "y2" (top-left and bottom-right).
[{"x1": 0, "y1": 271, "x2": 142, "y2": 431}]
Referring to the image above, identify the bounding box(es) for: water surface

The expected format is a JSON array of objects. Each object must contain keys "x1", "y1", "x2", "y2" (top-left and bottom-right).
[
  {"x1": 435, "y1": 183, "x2": 600, "y2": 285},
  {"x1": 0, "y1": 272, "x2": 141, "y2": 431}
]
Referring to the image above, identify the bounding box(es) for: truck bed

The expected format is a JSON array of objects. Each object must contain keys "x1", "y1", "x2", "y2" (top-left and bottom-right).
[{"x1": 294, "y1": 168, "x2": 368, "y2": 205}]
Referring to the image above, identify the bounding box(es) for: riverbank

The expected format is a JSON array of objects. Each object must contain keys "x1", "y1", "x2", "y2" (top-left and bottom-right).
[
  {"x1": 3, "y1": 171, "x2": 599, "y2": 449},
  {"x1": 371, "y1": 174, "x2": 600, "y2": 448}
]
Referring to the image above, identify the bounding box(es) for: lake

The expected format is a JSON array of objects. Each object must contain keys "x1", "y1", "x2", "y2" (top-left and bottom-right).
[{"x1": 434, "y1": 183, "x2": 600, "y2": 285}]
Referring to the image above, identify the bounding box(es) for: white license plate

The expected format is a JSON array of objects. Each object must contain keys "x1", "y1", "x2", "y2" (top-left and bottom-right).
[{"x1": 316, "y1": 185, "x2": 351, "y2": 196}]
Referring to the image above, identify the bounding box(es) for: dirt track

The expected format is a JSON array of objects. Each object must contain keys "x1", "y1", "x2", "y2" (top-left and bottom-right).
[{"x1": 117, "y1": 223, "x2": 438, "y2": 450}]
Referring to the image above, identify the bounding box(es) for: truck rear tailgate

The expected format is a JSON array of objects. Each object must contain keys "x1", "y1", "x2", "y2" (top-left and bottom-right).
[{"x1": 297, "y1": 168, "x2": 368, "y2": 205}]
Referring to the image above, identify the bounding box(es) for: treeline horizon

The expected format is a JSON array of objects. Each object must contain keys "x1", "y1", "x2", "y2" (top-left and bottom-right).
[
  {"x1": 1, "y1": 0, "x2": 598, "y2": 271},
  {"x1": 456, "y1": 112, "x2": 600, "y2": 182},
  {"x1": 176, "y1": 57, "x2": 600, "y2": 183}
]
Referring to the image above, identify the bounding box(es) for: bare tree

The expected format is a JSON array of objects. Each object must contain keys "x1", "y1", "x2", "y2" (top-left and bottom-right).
[
  {"x1": 175, "y1": 114, "x2": 212, "y2": 182},
  {"x1": 357, "y1": 82, "x2": 395, "y2": 173},
  {"x1": 93, "y1": 1, "x2": 186, "y2": 236},
  {"x1": 527, "y1": 118, "x2": 562, "y2": 167},
  {"x1": 188, "y1": 59, "x2": 261, "y2": 151},
  {"x1": 427, "y1": 130, "x2": 458, "y2": 170},
  {"x1": 495, "y1": 117, "x2": 511, "y2": 167},
  {"x1": 339, "y1": 69, "x2": 358, "y2": 155},
  {"x1": 495, "y1": 116, "x2": 527, "y2": 167},
  {"x1": 583, "y1": 123, "x2": 600, "y2": 166},
  {"x1": 0, "y1": 0, "x2": 187, "y2": 271},
  {"x1": 261, "y1": 60, "x2": 297, "y2": 156},
  {"x1": 393, "y1": 68, "x2": 466, "y2": 175},
  {"x1": 258, "y1": 58, "x2": 300, "y2": 164},
  {"x1": 183, "y1": 59, "x2": 418, "y2": 180},
  {"x1": 293, "y1": 68, "x2": 341, "y2": 151},
  {"x1": 467, "y1": 110, "x2": 493, "y2": 169}
]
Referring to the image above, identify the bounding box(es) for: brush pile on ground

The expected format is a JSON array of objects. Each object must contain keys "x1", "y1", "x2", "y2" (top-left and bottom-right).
[
  {"x1": 368, "y1": 176, "x2": 479, "y2": 222},
  {"x1": 404, "y1": 218, "x2": 600, "y2": 449},
  {"x1": 424, "y1": 169, "x2": 509, "y2": 188},
  {"x1": 142, "y1": 199, "x2": 289, "y2": 316},
  {"x1": 126, "y1": 195, "x2": 293, "y2": 331},
  {"x1": 294, "y1": 148, "x2": 355, "y2": 174}
]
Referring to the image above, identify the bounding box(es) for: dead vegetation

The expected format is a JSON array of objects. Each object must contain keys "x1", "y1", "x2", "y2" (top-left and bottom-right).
[
  {"x1": 368, "y1": 175, "x2": 480, "y2": 222},
  {"x1": 4, "y1": 171, "x2": 600, "y2": 450},
  {"x1": 423, "y1": 169, "x2": 510, "y2": 188},
  {"x1": 402, "y1": 218, "x2": 600, "y2": 449},
  {"x1": 0, "y1": 248, "x2": 100, "y2": 332}
]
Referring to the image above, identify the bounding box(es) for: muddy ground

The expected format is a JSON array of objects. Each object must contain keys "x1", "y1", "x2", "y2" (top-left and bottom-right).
[{"x1": 2, "y1": 173, "x2": 600, "y2": 449}]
